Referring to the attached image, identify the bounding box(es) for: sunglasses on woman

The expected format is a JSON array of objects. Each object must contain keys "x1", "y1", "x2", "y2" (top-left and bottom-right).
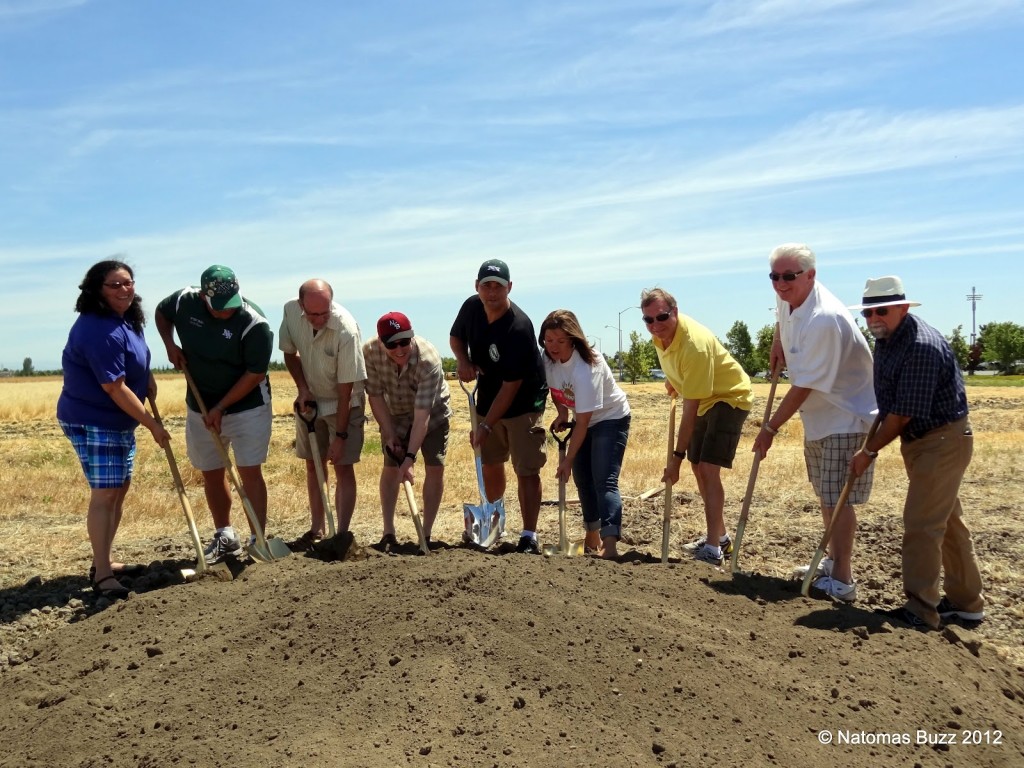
[
  {"x1": 642, "y1": 311, "x2": 672, "y2": 324},
  {"x1": 384, "y1": 338, "x2": 412, "y2": 350},
  {"x1": 860, "y1": 307, "x2": 890, "y2": 318}
]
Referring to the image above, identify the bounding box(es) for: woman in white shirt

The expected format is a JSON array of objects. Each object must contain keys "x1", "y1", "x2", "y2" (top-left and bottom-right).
[{"x1": 539, "y1": 310, "x2": 631, "y2": 558}]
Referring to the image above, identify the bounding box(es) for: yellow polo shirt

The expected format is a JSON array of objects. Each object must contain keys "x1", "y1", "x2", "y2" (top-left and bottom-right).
[{"x1": 653, "y1": 314, "x2": 753, "y2": 416}]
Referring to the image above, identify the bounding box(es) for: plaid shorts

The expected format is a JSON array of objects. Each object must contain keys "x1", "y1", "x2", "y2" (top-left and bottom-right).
[
  {"x1": 804, "y1": 432, "x2": 874, "y2": 506},
  {"x1": 59, "y1": 421, "x2": 136, "y2": 489}
]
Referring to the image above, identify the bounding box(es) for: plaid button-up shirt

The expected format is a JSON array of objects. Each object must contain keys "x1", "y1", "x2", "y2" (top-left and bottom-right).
[
  {"x1": 874, "y1": 313, "x2": 968, "y2": 440},
  {"x1": 363, "y1": 336, "x2": 451, "y2": 430}
]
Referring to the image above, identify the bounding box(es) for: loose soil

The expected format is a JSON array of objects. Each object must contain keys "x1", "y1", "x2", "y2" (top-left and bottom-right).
[{"x1": 2, "y1": 509, "x2": 1023, "y2": 767}]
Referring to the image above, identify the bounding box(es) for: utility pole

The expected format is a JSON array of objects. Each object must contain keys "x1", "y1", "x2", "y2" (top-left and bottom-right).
[
  {"x1": 606, "y1": 305, "x2": 636, "y2": 381},
  {"x1": 966, "y1": 286, "x2": 983, "y2": 345}
]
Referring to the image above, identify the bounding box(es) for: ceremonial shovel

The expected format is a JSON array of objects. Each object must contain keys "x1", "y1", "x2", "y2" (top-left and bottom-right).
[
  {"x1": 459, "y1": 379, "x2": 505, "y2": 548},
  {"x1": 295, "y1": 401, "x2": 336, "y2": 538},
  {"x1": 542, "y1": 421, "x2": 584, "y2": 557},
  {"x1": 661, "y1": 395, "x2": 677, "y2": 563}
]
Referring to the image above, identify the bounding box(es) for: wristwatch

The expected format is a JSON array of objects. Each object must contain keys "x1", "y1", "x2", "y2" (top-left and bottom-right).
[
  {"x1": 335, "y1": 430, "x2": 349, "y2": 440},
  {"x1": 405, "y1": 452, "x2": 417, "y2": 463},
  {"x1": 863, "y1": 448, "x2": 879, "y2": 459}
]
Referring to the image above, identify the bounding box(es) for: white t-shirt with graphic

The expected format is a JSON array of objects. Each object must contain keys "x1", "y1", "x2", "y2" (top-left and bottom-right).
[{"x1": 544, "y1": 350, "x2": 630, "y2": 424}]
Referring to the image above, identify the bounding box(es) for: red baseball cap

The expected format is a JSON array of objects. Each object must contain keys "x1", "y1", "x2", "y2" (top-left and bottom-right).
[{"x1": 377, "y1": 311, "x2": 414, "y2": 344}]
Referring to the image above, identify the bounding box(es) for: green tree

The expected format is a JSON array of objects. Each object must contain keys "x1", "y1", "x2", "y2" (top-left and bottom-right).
[
  {"x1": 441, "y1": 356, "x2": 457, "y2": 374},
  {"x1": 977, "y1": 321, "x2": 1024, "y2": 373},
  {"x1": 621, "y1": 331, "x2": 657, "y2": 384},
  {"x1": 724, "y1": 321, "x2": 755, "y2": 375},
  {"x1": 946, "y1": 325, "x2": 970, "y2": 372},
  {"x1": 752, "y1": 324, "x2": 775, "y2": 376},
  {"x1": 857, "y1": 321, "x2": 875, "y2": 353},
  {"x1": 20, "y1": 357, "x2": 33, "y2": 376}
]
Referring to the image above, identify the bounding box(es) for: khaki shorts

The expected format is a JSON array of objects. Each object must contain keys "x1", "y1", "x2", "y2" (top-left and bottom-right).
[
  {"x1": 382, "y1": 417, "x2": 450, "y2": 467},
  {"x1": 804, "y1": 432, "x2": 874, "y2": 506},
  {"x1": 294, "y1": 406, "x2": 365, "y2": 465},
  {"x1": 688, "y1": 402, "x2": 748, "y2": 469},
  {"x1": 186, "y1": 405, "x2": 272, "y2": 471},
  {"x1": 480, "y1": 410, "x2": 547, "y2": 477}
]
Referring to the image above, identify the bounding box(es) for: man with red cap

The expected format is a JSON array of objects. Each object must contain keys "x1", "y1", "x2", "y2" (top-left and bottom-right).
[{"x1": 363, "y1": 312, "x2": 452, "y2": 550}]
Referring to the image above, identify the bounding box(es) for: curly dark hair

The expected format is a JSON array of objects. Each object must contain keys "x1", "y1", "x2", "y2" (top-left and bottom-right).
[{"x1": 74, "y1": 259, "x2": 146, "y2": 333}]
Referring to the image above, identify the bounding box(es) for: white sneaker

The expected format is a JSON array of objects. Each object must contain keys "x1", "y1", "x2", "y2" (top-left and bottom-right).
[
  {"x1": 203, "y1": 531, "x2": 242, "y2": 564},
  {"x1": 792, "y1": 557, "x2": 834, "y2": 580},
  {"x1": 811, "y1": 575, "x2": 857, "y2": 602}
]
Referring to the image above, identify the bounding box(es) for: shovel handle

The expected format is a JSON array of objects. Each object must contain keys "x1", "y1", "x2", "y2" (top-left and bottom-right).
[
  {"x1": 294, "y1": 399, "x2": 318, "y2": 429},
  {"x1": 731, "y1": 365, "x2": 782, "y2": 574},
  {"x1": 148, "y1": 397, "x2": 208, "y2": 573},
  {"x1": 550, "y1": 420, "x2": 576, "y2": 449},
  {"x1": 661, "y1": 395, "x2": 677, "y2": 563}
]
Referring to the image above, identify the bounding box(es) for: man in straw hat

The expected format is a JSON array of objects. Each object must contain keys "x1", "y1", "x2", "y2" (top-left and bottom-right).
[
  {"x1": 752, "y1": 243, "x2": 877, "y2": 602},
  {"x1": 848, "y1": 276, "x2": 984, "y2": 630}
]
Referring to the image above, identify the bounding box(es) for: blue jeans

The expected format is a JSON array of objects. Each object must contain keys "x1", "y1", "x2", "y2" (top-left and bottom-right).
[{"x1": 571, "y1": 414, "x2": 630, "y2": 539}]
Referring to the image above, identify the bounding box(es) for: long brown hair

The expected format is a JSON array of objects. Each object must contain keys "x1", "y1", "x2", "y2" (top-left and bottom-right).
[
  {"x1": 538, "y1": 309, "x2": 595, "y2": 365},
  {"x1": 74, "y1": 259, "x2": 145, "y2": 333}
]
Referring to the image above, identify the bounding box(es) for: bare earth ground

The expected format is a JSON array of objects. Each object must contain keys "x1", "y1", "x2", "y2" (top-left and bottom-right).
[{"x1": 1, "y1": 387, "x2": 1023, "y2": 767}]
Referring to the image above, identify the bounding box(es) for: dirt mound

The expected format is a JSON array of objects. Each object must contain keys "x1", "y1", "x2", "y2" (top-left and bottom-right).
[{"x1": 1, "y1": 543, "x2": 1022, "y2": 768}]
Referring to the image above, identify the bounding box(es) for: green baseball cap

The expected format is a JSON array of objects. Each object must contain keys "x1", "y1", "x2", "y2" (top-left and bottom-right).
[{"x1": 200, "y1": 265, "x2": 243, "y2": 310}]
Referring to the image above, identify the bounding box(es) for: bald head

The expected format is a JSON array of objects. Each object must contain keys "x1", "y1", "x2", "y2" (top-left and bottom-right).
[
  {"x1": 298, "y1": 279, "x2": 334, "y2": 331},
  {"x1": 298, "y1": 279, "x2": 333, "y2": 302}
]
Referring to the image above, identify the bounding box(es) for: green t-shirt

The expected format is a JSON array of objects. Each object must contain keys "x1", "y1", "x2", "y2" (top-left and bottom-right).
[{"x1": 156, "y1": 288, "x2": 273, "y2": 414}]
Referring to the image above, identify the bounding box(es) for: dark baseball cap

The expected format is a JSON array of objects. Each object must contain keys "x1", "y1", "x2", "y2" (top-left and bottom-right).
[{"x1": 477, "y1": 258, "x2": 510, "y2": 286}]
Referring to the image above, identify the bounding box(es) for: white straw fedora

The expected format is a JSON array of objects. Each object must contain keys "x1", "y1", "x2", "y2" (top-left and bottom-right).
[{"x1": 848, "y1": 275, "x2": 921, "y2": 310}]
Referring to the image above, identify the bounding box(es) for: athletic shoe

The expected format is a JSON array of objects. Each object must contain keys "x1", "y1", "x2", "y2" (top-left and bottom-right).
[
  {"x1": 937, "y1": 597, "x2": 985, "y2": 623},
  {"x1": 203, "y1": 531, "x2": 242, "y2": 564},
  {"x1": 682, "y1": 534, "x2": 733, "y2": 556},
  {"x1": 793, "y1": 557, "x2": 835, "y2": 581},
  {"x1": 810, "y1": 575, "x2": 857, "y2": 603},
  {"x1": 516, "y1": 536, "x2": 541, "y2": 555},
  {"x1": 875, "y1": 606, "x2": 935, "y2": 631},
  {"x1": 288, "y1": 529, "x2": 322, "y2": 552},
  {"x1": 692, "y1": 544, "x2": 724, "y2": 566},
  {"x1": 372, "y1": 533, "x2": 399, "y2": 553}
]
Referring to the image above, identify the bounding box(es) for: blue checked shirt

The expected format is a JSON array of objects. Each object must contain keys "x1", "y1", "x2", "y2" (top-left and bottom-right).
[{"x1": 873, "y1": 313, "x2": 968, "y2": 440}]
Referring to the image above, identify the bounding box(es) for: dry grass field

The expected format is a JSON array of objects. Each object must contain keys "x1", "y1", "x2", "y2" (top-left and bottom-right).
[
  {"x1": 2, "y1": 372, "x2": 1024, "y2": 768},
  {"x1": 1, "y1": 372, "x2": 1022, "y2": 660}
]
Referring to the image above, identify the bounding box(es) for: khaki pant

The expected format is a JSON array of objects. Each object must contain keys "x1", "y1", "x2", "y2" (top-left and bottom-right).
[{"x1": 900, "y1": 417, "x2": 984, "y2": 628}]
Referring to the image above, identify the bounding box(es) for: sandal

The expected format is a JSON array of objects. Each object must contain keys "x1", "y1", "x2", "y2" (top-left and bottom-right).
[
  {"x1": 92, "y1": 575, "x2": 130, "y2": 601},
  {"x1": 88, "y1": 564, "x2": 146, "y2": 581}
]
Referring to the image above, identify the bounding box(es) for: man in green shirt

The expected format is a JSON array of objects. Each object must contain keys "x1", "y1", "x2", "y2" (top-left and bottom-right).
[{"x1": 155, "y1": 265, "x2": 274, "y2": 563}]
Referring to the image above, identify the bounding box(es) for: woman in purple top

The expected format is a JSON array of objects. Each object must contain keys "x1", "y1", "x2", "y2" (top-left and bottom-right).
[{"x1": 57, "y1": 260, "x2": 170, "y2": 600}]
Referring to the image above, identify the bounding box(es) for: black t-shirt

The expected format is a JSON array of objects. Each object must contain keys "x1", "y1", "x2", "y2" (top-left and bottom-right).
[{"x1": 450, "y1": 296, "x2": 548, "y2": 418}]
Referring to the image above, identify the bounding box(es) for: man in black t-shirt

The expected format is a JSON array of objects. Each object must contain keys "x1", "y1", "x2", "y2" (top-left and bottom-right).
[{"x1": 450, "y1": 259, "x2": 548, "y2": 553}]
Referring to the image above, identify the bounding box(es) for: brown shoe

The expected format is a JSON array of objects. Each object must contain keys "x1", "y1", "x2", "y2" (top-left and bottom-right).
[{"x1": 288, "y1": 530, "x2": 323, "y2": 552}]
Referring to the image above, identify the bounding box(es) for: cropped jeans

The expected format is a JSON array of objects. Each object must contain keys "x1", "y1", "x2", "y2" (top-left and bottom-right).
[{"x1": 571, "y1": 414, "x2": 630, "y2": 539}]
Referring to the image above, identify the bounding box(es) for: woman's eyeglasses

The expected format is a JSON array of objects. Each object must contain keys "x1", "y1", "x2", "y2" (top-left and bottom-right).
[
  {"x1": 768, "y1": 270, "x2": 804, "y2": 282},
  {"x1": 384, "y1": 338, "x2": 412, "y2": 350},
  {"x1": 860, "y1": 307, "x2": 890, "y2": 318},
  {"x1": 103, "y1": 280, "x2": 135, "y2": 289},
  {"x1": 642, "y1": 311, "x2": 671, "y2": 324}
]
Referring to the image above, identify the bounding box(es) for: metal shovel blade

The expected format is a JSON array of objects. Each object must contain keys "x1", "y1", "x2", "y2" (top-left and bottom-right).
[{"x1": 463, "y1": 497, "x2": 506, "y2": 547}]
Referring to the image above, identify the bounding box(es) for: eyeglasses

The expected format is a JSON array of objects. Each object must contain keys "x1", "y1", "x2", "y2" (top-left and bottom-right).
[
  {"x1": 642, "y1": 311, "x2": 672, "y2": 324},
  {"x1": 861, "y1": 307, "x2": 890, "y2": 318},
  {"x1": 103, "y1": 280, "x2": 135, "y2": 289},
  {"x1": 384, "y1": 338, "x2": 412, "y2": 350},
  {"x1": 768, "y1": 270, "x2": 804, "y2": 282}
]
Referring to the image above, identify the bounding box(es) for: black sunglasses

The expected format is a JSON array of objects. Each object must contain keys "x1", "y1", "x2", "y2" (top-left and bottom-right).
[
  {"x1": 384, "y1": 337, "x2": 412, "y2": 350},
  {"x1": 769, "y1": 270, "x2": 805, "y2": 282},
  {"x1": 642, "y1": 311, "x2": 671, "y2": 324},
  {"x1": 860, "y1": 307, "x2": 890, "y2": 318}
]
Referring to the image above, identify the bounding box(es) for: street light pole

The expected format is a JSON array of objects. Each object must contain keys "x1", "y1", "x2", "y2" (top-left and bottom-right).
[{"x1": 606, "y1": 305, "x2": 636, "y2": 381}]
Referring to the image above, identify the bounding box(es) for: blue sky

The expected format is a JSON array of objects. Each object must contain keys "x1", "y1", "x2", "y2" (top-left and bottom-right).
[{"x1": 2, "y1": 0, "x2": 1022, "y2": 370}]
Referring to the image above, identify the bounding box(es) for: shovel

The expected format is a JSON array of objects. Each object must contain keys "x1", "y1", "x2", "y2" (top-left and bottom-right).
[
  {"x1": 295, "y1": 401, "x2": 336, "y2": 538},
  {"x1": 661, "y1": 395, "x2": 677, "y2": 563},
  {"x1": 147, "y1": 397, "x2": 232, "y2": 582},
  {"x1": 459, "y1": 379, "x2": 505, "y2": 548},
  {"x1": 402, "y1": 481, "x2": 431, "y2": 556},
  {"x1": 181, "y1": 365, "x2": 291, "y2": 563},
  {"x1": 731, "y1": 367, "x2": 781, "y2": 575},
  {"x1": 800, "y1": 414, "x2": 882, "y2": 597},
  {"x1": 543, "y1": 421, "x2": 584, "y2": 557}
]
